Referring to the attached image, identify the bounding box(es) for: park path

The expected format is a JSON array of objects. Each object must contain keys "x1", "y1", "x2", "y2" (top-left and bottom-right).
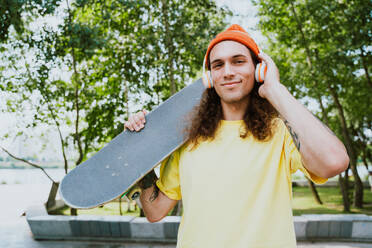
[{"x1": 0, "y1": 184, "x2": 371, "y2": 248}]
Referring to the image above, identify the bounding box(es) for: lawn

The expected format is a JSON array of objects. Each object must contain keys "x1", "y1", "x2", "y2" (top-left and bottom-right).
[
  {"x1": 51, "y1": 200, "x2": 141, "y2": 216},
  {"x1": 292, "y1": 186, "x2": 372, "y2": 216},
  {"x1": 52, "y1": 186, "x2": 372, "y2": 216}
]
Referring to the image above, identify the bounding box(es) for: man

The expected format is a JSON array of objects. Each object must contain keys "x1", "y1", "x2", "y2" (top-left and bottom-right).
[{"x1": 124, "y1": 24, "x2": 349, "y2": 248}]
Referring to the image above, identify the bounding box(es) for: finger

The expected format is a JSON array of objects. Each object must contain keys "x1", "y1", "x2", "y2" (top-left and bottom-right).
[
  {"x1": 138, "y1": 110, "x2": 146, "y2": 124},
  {"x1": 258, "y1": 52, "x2": 274, "y2": 66},
  {"x1": 257, "y1": 52, "x2": 268, "y2": 64},
  {"x1": 129, "y1": 116, "x2": 140, "y2": 131},
  {"x1": 124, "y1": 120, "x2": 134, "y2": 132},
  {"x1": 133, "y1": 115, "x2": 144, "y2": 131},
  {"x1": 142, "y1": 109, "x2": 148, "y2": 123},
  {"x1": 134, "y1": 114, "x2": 144, "y2": 127}
]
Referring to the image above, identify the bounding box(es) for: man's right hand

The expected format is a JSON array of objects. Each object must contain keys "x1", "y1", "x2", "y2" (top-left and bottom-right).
[{"x1": 124, "y1": 109, "x2": 148, "y2": 132}]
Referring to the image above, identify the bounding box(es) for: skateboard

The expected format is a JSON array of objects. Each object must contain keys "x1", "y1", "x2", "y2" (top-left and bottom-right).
[{"x1": 59, "y1": 79, "x2": 204, "y2": 209}]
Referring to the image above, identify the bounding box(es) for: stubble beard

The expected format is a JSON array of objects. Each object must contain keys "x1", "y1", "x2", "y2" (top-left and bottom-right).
[{"x1": 218, "y1": 87, "x2": 252, "y2": 106}]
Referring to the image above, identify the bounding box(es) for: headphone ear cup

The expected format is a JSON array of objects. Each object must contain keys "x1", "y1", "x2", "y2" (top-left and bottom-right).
[
  {"x1": 202, "y1": 70, "x2": 214, "y2": 88},
  {"x1": 255, "y1": 62, "x2": 267, "y2": 83}
]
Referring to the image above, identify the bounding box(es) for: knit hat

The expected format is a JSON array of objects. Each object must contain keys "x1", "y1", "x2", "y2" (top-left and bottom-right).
[{"x1": 204, "y1": 24, "x2": 260, "y2": 68}]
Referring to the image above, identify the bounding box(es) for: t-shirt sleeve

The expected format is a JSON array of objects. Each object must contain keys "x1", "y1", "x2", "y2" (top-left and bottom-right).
[
  {"x1": 282, "y1": 120, "x2": 328, "y2": 185},
  {"x1": 155, "y1": 147, "x2": 182, "y2": 200}
]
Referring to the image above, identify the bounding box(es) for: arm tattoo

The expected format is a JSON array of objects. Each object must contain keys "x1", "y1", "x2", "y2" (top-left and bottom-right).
[
  {"x1": 149, "y1": 185, "x2": 160, "y2": 202},
  {"x1": 283, "y1": 119, "x2": 301, "y2": 151},
  {"x1": 138, "y1": 170, "x2": 158, "y2": 189},
  {"x1": 137, "y1": 170, "x2": 160, "y2": 202}
]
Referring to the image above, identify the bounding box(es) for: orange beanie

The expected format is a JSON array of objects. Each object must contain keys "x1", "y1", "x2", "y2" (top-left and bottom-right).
[{"x1": 204, "y1": 24, "x2": 260, "y2": 68}]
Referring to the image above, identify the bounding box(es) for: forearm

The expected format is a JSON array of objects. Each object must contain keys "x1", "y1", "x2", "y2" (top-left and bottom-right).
[
  {"x1": 138, "y1": 171, "x2": 178, "y2": 222},
  {"x1": 140, "y1": 185, "x2": 161, "y2": 219},
  {"x1": 266, "y1": 83, "x2": 349, "y2": 178}
]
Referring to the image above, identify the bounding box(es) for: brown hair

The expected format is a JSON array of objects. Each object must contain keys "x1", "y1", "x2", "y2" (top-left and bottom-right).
[{"x1": 185, "y1": 49, "x2": 278, "y2": 149}]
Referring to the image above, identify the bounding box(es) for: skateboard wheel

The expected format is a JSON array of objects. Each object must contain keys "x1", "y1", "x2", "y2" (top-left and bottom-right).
[{"x1": 126, "y1": 185, "x2": 142, "y2": 200}]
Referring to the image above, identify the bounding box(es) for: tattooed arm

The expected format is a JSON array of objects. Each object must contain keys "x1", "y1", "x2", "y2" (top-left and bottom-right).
[
  {"x1": 124, "y1": 112, "x2": 178, "y2": 223},
  {"x1": 138, "y1": 170, "x2": 178, "y2": 223},
  {"x1": 274, "y1": 91, "x2": 348, "y2": 178},
  {"x1": 257, "y1": 52, "x2": 349, "y2": 178}
]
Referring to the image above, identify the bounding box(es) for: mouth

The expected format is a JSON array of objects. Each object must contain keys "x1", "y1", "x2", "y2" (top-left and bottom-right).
[{"x1": 221, "y1": 80, "x2": 241, "y2": 87}]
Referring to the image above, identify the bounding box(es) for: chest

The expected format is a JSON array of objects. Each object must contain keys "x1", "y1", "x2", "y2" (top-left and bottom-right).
[{"x1": 179, "y1": 134, "x2": 285, "y2": 194}]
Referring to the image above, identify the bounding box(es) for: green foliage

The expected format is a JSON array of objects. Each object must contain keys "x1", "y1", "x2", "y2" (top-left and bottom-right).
[
  {"x1": 254, "y1": 0, "x2": 371, "y2": 209},
  {"x1": 253, "y1": 0, "x2": 371, "y2": 164},
  {"x1": 1, "y1": 0, "x2": 231, "y2": 169},
  {"x1": 0, "y1": 0, "x2": 61, "y2": 42},
  {"x1": 292, "y1": 186, "x2": 372, "y2": 215}
]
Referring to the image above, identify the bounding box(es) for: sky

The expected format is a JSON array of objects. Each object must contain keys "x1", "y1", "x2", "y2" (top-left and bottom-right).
[{"x1": 0, "y1": 0, "x2": 316, "y2": 162}]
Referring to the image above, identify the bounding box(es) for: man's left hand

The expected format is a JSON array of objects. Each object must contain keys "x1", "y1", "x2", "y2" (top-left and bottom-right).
[{"x1": 257, "y1": 52, "x2": 281, "y2": 99}]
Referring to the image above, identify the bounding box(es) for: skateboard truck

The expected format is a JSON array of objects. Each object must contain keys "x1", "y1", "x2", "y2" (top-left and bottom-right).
[{"x1": 122, "y1": 185, "x2": 142, "y2": 200}]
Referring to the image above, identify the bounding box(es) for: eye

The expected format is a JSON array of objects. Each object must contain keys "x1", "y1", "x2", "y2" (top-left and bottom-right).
[
  {"x1": 212, "y1": 63, "x2": 223, "y2": 69},
  {"x1": 235, "y1": 60, "x2": 245, "y2": 64}
]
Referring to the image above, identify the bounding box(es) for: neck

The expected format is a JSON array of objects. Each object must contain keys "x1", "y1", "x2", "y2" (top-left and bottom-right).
[{"x1": 221, "y1": 96, "x2": 250, "y2": 121}]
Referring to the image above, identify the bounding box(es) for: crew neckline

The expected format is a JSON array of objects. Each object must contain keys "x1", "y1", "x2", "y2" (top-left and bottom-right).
[{"x1": 220, "y1": 120, "x2": 244, "y2": 125}]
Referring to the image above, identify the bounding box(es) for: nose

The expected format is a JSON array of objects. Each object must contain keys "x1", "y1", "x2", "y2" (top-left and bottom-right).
[{"x1": 223, "y1": 62, "x2": 234, "y2": 79}]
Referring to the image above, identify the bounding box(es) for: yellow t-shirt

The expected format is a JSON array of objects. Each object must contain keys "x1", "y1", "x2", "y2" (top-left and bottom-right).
[{"x1": 156, "y1": 118, "x2": 327, "y2": 248}]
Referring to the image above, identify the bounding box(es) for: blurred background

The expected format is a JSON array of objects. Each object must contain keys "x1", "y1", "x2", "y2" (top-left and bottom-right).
[{"x1": 0, "y1": 0, "x2": 371, "y2": 219}]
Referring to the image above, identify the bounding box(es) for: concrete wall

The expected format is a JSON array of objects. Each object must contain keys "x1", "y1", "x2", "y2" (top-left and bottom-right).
[{"x1": 26, "y1": 206, "x2": 372, "y2": 243}]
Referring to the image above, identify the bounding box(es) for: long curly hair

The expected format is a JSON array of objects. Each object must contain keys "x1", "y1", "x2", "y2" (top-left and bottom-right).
[{"x1": 185, "y1": 49, "x2": 278, "y2": 149}]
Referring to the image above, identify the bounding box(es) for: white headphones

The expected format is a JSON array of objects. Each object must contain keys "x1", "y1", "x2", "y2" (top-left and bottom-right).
[{"x1": 202, "y1": 53, "x2": 267, "y2": 89}]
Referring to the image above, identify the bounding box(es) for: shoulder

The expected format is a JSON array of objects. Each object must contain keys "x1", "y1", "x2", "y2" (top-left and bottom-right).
[
  {"x1": 171, "y1": 142, "x2": 189, "y2": 158},
  {"x1": 272, "y1": 117, "x2": 286, "y2": 134}
]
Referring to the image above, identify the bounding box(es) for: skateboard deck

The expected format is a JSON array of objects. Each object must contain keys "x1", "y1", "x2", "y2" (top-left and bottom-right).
[{"x1": 59, "y1": 79, "x2": 204, "y2": 209}]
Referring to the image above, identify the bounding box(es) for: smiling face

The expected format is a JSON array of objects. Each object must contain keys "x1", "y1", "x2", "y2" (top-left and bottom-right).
[{"x1": 209, "y1": 40, "x2": 256, "y2": 105}]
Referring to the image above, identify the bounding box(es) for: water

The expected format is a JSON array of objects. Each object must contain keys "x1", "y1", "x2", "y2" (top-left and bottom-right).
[
  {"x1": 0, "y1": 168, "x2": 66, "y2": 185},
  {"x1": 0, "y1": 166, "x2": 369, "y2": 185}
]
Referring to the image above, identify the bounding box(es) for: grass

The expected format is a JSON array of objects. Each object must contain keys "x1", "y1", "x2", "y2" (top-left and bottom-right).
[
  {"x1": 292, "y1": 186, "x2": 372, "y2": 216},
  {"x1": 50, "y1": 200, "x2": 141, "y2": 216},
  {"x1": 51, "y1": 187, "x2": 372, "y2": 216}
]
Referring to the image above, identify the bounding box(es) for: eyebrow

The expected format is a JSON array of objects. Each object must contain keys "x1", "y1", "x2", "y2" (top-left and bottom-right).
[{"x1": 210, "y1": 54, "x2": 248, "y2": 65}]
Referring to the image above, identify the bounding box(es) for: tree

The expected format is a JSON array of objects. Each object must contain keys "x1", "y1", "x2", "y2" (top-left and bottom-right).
[
  {"x1": 253, "y1": 0, "x2": 371, "y2": 210},
  {"x1": 0, "y1": 0, "x2": 61, "y2": 42},
  {"x1": 1, "y1": 0, "x2": 231, "y2": 216}
]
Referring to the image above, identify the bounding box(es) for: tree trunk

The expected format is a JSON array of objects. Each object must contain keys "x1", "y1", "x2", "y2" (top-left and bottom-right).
[
  {"x1": 66, "y1": 0, "x2": 83, "y2": 167},
  {"x1": 316, "y1": 96, "x2": 353, "y2": 211},
  {"x1": 119, "y1": 197, "x2": 123, "y2": 216},
  {"x1": 70, "y1": 208, "x2": 77, "y2": 216},
  {"x1": 161, "y1": 0, "x2": 176, "y2": 95},
  {"x1": 46, "y1": 182, "x2": 60, "y2": 210},
  {"x1": 362, "y1": 152, "x2": 370, "y2": 172},
  {"x1": 124, "y1": 80, "x2": 129, "y2": 118},
  {"x1": 307, "y1": 179, "x2": 322, "y2": 204},
  {"x1": 338, "y1": 173, "x2": 350, "y2": 212},
  {"x1": 289, "y1": 2, "x2": 362, "y2": 209},
  {"x1": 329, "y1": 86, "x2": 363, "y2": 208},
  {"x1": 345, "y1": 166, "x2": 350, "y2": 195},
  {"x1": 66, "y1": 0, "x2": 83, "y2": 217},
  {"x1": 359, "y1": 47, "x2": 372, "y2": 90}
]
